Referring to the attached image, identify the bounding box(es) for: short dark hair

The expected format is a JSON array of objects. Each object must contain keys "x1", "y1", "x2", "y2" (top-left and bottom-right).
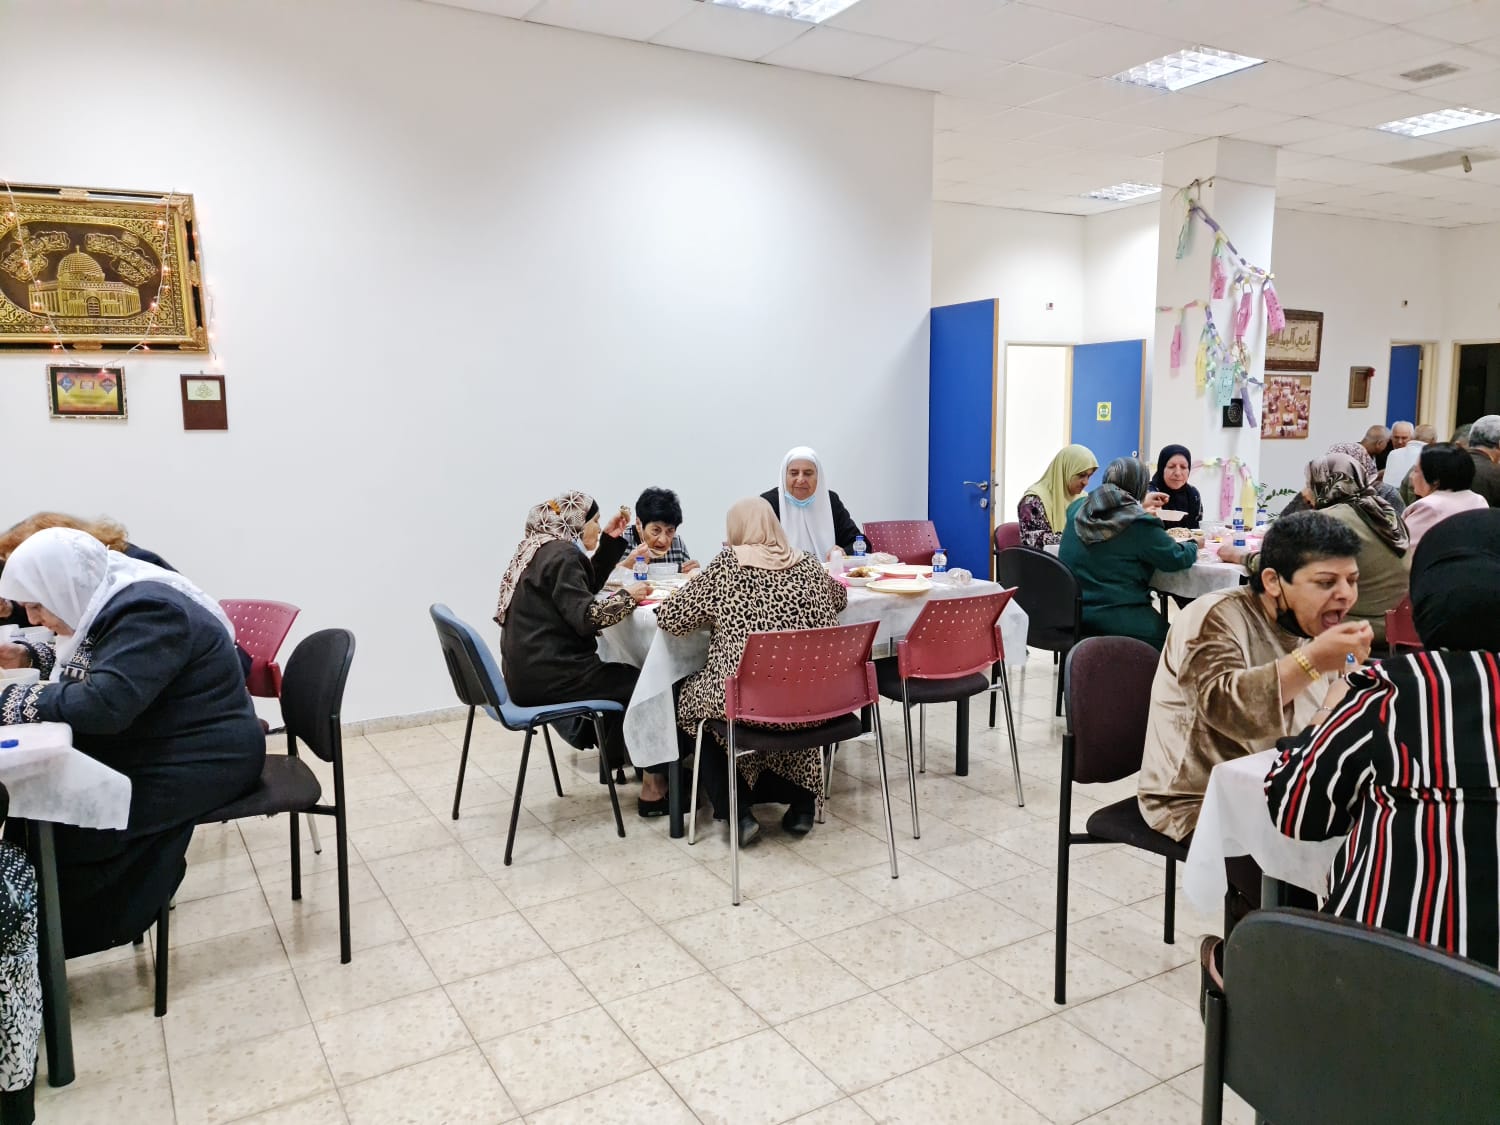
[
  {"x1": 1251, "y1": 510, "x2": 1360, "y2": 593},
  {"x1": 635, "y1": 487, "x2": 683, "y2": 528},
  {"x1": 1418, "y1": 443, "x2": 1475, "y2": 492}
]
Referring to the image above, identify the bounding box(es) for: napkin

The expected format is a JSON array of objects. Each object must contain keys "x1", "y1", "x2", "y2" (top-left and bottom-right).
[{"x1": 947, "y1": 568, "x2": 973, "y2": 585}]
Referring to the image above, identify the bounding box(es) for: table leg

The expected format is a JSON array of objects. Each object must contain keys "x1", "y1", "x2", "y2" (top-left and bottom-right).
[
  {"x1": 667, "y1": 760, "x2": 684, "y2": 840},
  {"x1": 1260, "y1": 873, "x2": 1289, "y2": 910},
  {"x1": 29, "y1": 821, "x2": 73, "y2": 1088},
  {"x1": 954, "y1": 697, "x2": 969, "y2": 777}
]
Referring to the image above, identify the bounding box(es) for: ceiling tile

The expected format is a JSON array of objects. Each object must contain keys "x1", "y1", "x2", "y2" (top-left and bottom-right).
[
  {"x1": 1213, "y1": 6, "x2": 1388, "y2": 62},
  {"x1": 824, "y1": 0, "x2": 1002, "y2": 45},
  {"x1": 425, "y1": 0, "x2": 541, "y2": 16},
  {"x1": 1022, "y1": 77, "x2": 1170, "y2": 118},
  {"x1": 1230, "y1": 117, "x2": 1345, "y2": 147},
  {"x1": 1021, "y1": 26, "x2": 1185, "y2": 79},
  {"x1": 1275, "y1": 177, "x2": 1341, "y2": 198},
  {"x1": 965, "y1": 106, "x2": 1094, "y2": 140},
  {"x1": 930, "y1": 4, "x2": 1104, "y2": 62},
  {"x1": 1347, "y1": 45, "x2": 1500, "y2": 92},
  {"x1": 934, "y1": 95, "x2": 1011, "y2": 130},
  {"x1": 1317, "y1": 0, "x2": 1469, "y2": 23},
  {"x1": 649, "y1": 3, "x2": 810, "y2": 61},
  {"x1": 760, "y1": 26, "x2": 914, "y2": 76},
  {"x1": 1095, "y1": 125, "x2": 1205, "y2": 156},
  {"x1": 1335, "y1": 133, "x2": 1458, "y2": 165},
  {"x1": 1245, "y1": 77, "x2": 1404, "y2": 117},
  {"x1": 1311, "y1": 90, "x2": 1452, "y2": 128},
  {"x1": 945, "y1": 62, "x2": 1092, "y2": 103},
  {"x1": 525, "y1": 0, "x2": 696, "y2": 40},
  {"x1": 1282, "y1": 27, "x2": 1463, "y2": 78},
  {"x1": 1287, "y1": 127, "x2": 1410, "y2": 157},
  {"x1": 856, "y1": 45, "x2": 1001, "y2": 91},
  {"x1": 1415, "y1": 1, "x2": 1500, "y2": 45},
  {"x1": 1278, "y1": 155, "x2": 1406, "y2": 184},
  {"x1": 1171, "y1": 62, "x2": 1329, "y2": 106},
  {"x1": 933, "y1": 183, "x2": 994, "y2": 204},
  {"x1": 1410, "y1": 68, "x2": 1500, "y2": 106}
]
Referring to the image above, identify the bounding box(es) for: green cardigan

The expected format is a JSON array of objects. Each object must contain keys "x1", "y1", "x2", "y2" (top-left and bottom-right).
[{"x1": 1058, "y1": 495, "x2": 1199, "y2": 648}]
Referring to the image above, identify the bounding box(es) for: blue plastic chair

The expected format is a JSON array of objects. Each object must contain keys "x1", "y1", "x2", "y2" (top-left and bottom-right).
[{"x1": 429, "y1": 604, "x2": 625, "y2": 865}]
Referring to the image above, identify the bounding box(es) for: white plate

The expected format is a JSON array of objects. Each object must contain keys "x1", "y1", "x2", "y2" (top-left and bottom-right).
[
  {"x1": 845, "y1": 575, "x2": 876, "y2": 587},
  {"x1": 1157, "y1": 508, "x2": 1186, "y2": 523},
  {"x1": 868, "y1": 577, "x2": 933, "y2": 595},
  {"x1": 877, "y1": 564, "x2": 933, "y2": 578}
]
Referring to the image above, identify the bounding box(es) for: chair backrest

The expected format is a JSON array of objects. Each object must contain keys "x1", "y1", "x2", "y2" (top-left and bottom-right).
[
  {"x1": 896, "y1": 589, "x2": 1016, "y2": 681},
  {"x1": 863, "y1": 520, "x2": 941, "y2": 565},
  {"x1": 995, "y1": 545, "x2": 1081, "y2": 645},
  {"x1": 1386, "y1": 594, "x2": 1421, "y2": 654},
  {"x1": 993, "y1": 522, "x2": 1022, "y2": 553},
  {"x1": 429, "y1": 603, "x2": 507, "y2": 715},
  {"x1": 1064, "y1": 636, "x2": 1159, "y2": 784},
  {"x1": 726, "y1": 621, "x2": 878, "y2": 726},
  {"x1": 221, "y1": 599, "x2": 301, "y2": 698},
  {"x1": 1216, "y1": 909, "x2": 1500, "y2": 1124},
  {"x1": 280, "y1": 628, "x2": 355, "y2": 765}
]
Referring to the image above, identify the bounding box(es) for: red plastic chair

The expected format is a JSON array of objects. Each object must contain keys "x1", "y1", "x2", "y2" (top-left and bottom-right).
[
  {"x1": 875, "y1": 590, "x2": 1022, "y2": 838},
  {"x1": 686, "y1": 621, "x2": 898, "y2": 904},
  {"x1": 221, "y1": 600, "x2": 301, "y2": 698},
  {"x1": 1385, "y1": 595, "x2": 1421, "y2": 656},
  {"x1": 863, "y1": 520, "x2": 942, "y2": 565},
  {"x1": 993, "y1": 522, "x2": 1022, "y2": 552}
]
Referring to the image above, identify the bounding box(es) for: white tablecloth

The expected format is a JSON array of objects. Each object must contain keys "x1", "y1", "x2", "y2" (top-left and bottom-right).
[
  {"x1": 1182, "y1": 749, "x2": 1345, "y2": 913},
  {"x1": 597, "y1": 580, "x2": 1030, "y2": 768},
  {"x1": 1043, "y1": 542, "x2": 1246, "y2": 600},
  {"x1": 0, "y1": 722, "x2": 131, "y2": 830}
]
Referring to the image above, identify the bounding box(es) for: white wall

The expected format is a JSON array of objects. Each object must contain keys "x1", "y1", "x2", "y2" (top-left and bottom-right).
[{"x1": 2, "y1": 0, "x2": 934, "y2": 722}]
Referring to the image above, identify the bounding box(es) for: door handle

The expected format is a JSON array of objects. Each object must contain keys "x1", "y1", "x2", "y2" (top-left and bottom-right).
[
  {"x1": 962, "y1": 480, "x2": 989, "y2": 491},
  {"x1": 979, "y1": 498, "x2": 989, "y2": 509}
]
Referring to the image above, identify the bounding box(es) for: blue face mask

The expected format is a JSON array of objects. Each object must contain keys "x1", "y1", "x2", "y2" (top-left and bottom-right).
[{"x1": 785, "y1": 492, "x2": 815, "y2": 509}]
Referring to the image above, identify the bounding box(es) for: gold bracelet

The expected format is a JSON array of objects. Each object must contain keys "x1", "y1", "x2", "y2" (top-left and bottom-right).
[{"x1": 1292, "y1": 649, "x2": 1321, "y2": 683}]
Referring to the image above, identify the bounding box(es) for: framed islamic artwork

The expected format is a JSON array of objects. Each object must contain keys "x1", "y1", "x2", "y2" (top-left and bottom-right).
[
  {"x1": 1264, "y1": 308, "x2": 1323, "y2": 373},
  {"x1": 47, "y1": 365, "x2": 127, "y2": 420},
  {"x1": 1261, "y1": 374, "x2": 1311, "y2": 440},
  {"x1": 0, "y1": 184, "x2": 207, "y2": 350}
]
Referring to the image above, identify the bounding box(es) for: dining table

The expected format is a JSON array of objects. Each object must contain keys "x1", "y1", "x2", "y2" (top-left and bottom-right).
[
  {"x1": 596, "y1": 572, "x2": 1030, "y2": 838},
  {"x1": 0, "y1": 721, "x2": 133, "y2": 1088},
  {"x1": 1044, "y1": 529, "x2": 1251, "y2": 607}
]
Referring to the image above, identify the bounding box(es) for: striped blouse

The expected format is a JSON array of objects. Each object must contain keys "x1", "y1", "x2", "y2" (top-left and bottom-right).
[{"x1": 1265, "y1": 651, "x2": 1500, "y2": 969}]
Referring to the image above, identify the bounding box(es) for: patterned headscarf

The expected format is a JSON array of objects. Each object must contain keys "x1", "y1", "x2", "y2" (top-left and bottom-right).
[
  {"x1": 1306, "y1": 453, "x2": 1408, "y2": 556},
  {"x1": 1073, "y1": 457, "x2": 1154, "y2": 545},
  {"x1": 494, "y1": 491, "x2": 596, "y2": 625},
  {"x1": 1327, "y1": 441, "x2": 1379, "y2": 481}
]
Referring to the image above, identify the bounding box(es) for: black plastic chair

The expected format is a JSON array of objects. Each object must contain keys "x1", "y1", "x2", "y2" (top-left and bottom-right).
[
  {"x1": 152, "y1": 628, "x2": 356, "y2": 1015},
  {"x1": 1055, "y1": 636, "x2": 1185, "y2": 1005},
  {"x1": 429, "y1": 604, "x2": 625, "y2": 866},
  {"x1": 993, "y1": 545, "x2": 1081, "y2": 718},
  {"x1": 1203, "y1": 909, "x2": 1500, "y2": 1124}
]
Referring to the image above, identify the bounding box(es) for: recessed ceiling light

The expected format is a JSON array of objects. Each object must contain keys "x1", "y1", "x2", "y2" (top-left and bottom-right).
[
  {"x1": 1083, "y1": 182, "x2": 1161, "y2": 202},
  {"x1": 1110, "y1": 46, "x2": 1264, "y2": 92},
  {"x1": 706, "y1": 0, "x2": 862, "y2": 22},
  {"x1": 1378, "y1": 106, "x2": 1500, "y2": 137}
]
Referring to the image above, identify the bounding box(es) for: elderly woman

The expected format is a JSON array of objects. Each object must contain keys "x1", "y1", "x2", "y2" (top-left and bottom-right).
[
  {"x1": 1266, "y1": 509, "x2": 1500, "y2": 968},
  {"x1": 1281, "y1": 442, "x2": 1406, "y2": 515},
  {"x1": 495, "y1": 492, "x2": 670, "y2": 811},
  {"x1": 1059, "y1": 458, "x2": 1198, "y2": 649},
  {"x1": 620, "y1": 486, "x2": 699, "y2": 575},
  {"x1": 760, "y1": 447, "x2": 862, "y2": 560},
  {"x1": 1402, "y1": 442, "x2": 1488, "y2": 549},
  {"x1": 1017, "y1": 445, "x2": 1097, "y2": 549},
  {"x1": 1148, "y1": 444, "x2": 1203, "y2": 529},
  {"x1": 1139, "y1": 512, "x2": 1374, "y2": 911},
  {"x1": 0, "y1": 512, "x2": 172, "y2": 626},
  {"x1": 0, "y1": 529, "x2": 264, "y2": 957},
  {"x1": 655, "y1": 498, "x2": 848, "y2": 842}
]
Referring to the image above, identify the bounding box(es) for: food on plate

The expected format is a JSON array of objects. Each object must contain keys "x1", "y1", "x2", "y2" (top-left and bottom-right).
[
  {"x1": 1167, "y1": 527, "x2": 1194, "y2": 541},
  {"x1": 846, "y1": 565, "x2": 882, "y2": 578}
]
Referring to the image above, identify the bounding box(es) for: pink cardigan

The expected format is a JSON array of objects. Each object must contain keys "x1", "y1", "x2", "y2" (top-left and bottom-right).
[{"x1": 1403, "y1": 489, "x2": 1490, "y2": 550}]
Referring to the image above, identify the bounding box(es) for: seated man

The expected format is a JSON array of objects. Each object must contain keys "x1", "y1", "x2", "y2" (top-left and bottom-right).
[
  {"x1": 621, "y1": 487, "x2": 699, "y2": 574},
  {"x1": 1138, "y1": 512, "x2": 1374, "y2": 904}
]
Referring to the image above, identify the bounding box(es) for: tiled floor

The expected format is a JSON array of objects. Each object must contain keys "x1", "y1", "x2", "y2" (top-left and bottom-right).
[{"x1": 38, "y1": 652, "x2": 1256, "y2": 1124}]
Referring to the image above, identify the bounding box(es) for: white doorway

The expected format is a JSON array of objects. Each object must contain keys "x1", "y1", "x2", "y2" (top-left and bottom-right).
[{"x1": 999, "y1": 344, "x2": 1070, "y2": 520}]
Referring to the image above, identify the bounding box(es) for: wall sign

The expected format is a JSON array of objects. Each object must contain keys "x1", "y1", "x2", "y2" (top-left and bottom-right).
[
  {"x1": 47, "y1": 364, "x2": 126, "y2": 420},
  {"x1": 180, "y1": 374, "x2": 227, "y2": 430},
  {"x1": 1096, "y1": 402, "x2": 1111, "y2": 421}
]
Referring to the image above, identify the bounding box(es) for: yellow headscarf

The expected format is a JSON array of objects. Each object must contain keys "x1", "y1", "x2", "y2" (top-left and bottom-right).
[{"x1": 1022, "y1": 444, "x2": 1098, "y2": 529}]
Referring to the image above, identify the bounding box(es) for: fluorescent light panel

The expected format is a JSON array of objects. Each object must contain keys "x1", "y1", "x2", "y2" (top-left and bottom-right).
[
  {"x1": 708, "y1": 0, "x2": 862, "y2": 22},
  {"x1": 1111, "y1": 46, "x2": 1264, "y2": 92},
  {"x1": 1084, "y1": 182, "x2": 1161, "y2": 202},
  {"x1": 1377, "y1": 106, "x2": 1500, "y2": 136}
]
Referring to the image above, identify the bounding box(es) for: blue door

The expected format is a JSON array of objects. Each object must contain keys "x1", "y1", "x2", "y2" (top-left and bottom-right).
[
  {"x1": 1070, "y1": 341, "x2": 1145, "y2": 470},
  {"x1": 928, "y1": 300, "x2": 996, "y2": 576},
  {"x1": 1387, "y1": 345, "x2": 1421, "y2": 427}
]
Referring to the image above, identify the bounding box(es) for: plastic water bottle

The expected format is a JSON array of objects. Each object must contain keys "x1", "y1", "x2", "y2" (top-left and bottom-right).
[
  {"x1": 852, "y1": 535, "x2": 867, "y2": 558},
  {"x1": 632, "y1": 552, "x2": 648, "y2": 584},
  {"x1": 1344, "y1": 652, "x2": 1358, "y2": 680},
  {"x1": 1233, "y1": 506, "x2": 1245, "y2": 533},
  {"x1": 1255, "y1": 506, "x2": 1269, "y2": 530},
  {"x1": 932, "y1": 548, "x2": 947, "y2": 576}
]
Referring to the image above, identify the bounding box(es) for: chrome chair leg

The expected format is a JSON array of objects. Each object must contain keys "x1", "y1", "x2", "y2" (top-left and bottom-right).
[
  {"x1": 307, "y1": 816, "x2": 323, "y2": 856},
  {"x1": 998, "y1": 662, "x2": 1025, "y2": 807},
  {"x1": 918, "y1": 703, "x2": 927, "y2": 774},
  {"x1": 899, "y1": 683, "x2": 920, "y2": 839},
  {"x1": 687, "y1": 720, "x2": 708, "y2": 846},
  {"x1": 728, "y1": 721, "x2": 742, "y2": 905},
  {"x1": 870, "y1": 706, "x2": 900, "y2": 880}
]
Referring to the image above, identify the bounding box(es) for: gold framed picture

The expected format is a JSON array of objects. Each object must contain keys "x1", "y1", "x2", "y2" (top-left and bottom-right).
[
  {"x1": 48, "y1": 364, "x2": 127, "y2": 420},
  {"x1": 0, "y1": 184, "x2": 207, "y2": 351},
  {"x1": 1264, "y1": 309, "x2": 1323, "y2": 373}
]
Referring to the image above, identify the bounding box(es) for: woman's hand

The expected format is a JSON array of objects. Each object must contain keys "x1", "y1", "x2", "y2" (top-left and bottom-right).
[
  {"x1": 826, "y1": 547, "x2": 846, "y2": 563},
  {"x1": 1217, "y1": 543, "x2": 1246, "y2": 564},
  {"x1": 601, "y1": 509, "x2": 631, "y2": 539},
  {"x1": 624, "y1": 583, "x2": 651, "y2": 604},
  {"x1": 622, "y1": 545, "x2": 652, "y2": 571},
  {"x1": 0, "y1": 598, "x2": 10, "y2": 618},
  {"x1": 1143, "y1": 492, "x2": 1169, "y2": 513},
  {"x1": 681, "y1": 560, "x2": 700, "y2": 574},
  {"x1": 1303, "y1": 621, "x2": 1374, "y2": 674},
  {"x1": 0, "y1": 642, "x2": 32, "y2": 670}
]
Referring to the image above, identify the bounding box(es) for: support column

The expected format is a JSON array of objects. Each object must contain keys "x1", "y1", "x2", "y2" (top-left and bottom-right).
[{"x1": 1149, "y1": 139, "x2": 1278, "y2": 521}]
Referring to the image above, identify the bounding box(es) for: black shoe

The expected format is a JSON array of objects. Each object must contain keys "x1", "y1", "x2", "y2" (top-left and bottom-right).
[
  {"x1": 637, "y1": 768, "x2": 693, "y2": 818},
  {"x1": 782, "y1": 806, "x2": 816, "y2": 836},
  {"x1": 733, "y1": 813, "x2": 761, "y2": 846},
  {"x1": 1198, "y1": 935, "x2": 1224, "y2": 1022}
]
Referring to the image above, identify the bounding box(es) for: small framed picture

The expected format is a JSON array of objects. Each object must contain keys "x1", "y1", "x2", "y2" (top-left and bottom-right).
[
  {"x1": 47, "y1": 364, "x2": 127, "y2": 420},
  {"x1": 1348, "y1": 366, "x2": 1374, "y2": 409},
  {"x1": 1265, "y1": 309, "x2": 1323, "y2": 373},
  {"x1": 181, "y1": 374, "x2": 227, "y2": 430}
]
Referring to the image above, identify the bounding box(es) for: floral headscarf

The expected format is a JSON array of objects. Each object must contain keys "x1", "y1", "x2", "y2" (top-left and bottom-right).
[
  {"x1": 494, "y1": 491, "x2": 596, "y2": 625},
  {"x1": 1327, "y1": 442, "x2": 1379, "y2": 481},
  {"x1": 1307, "y1": 453, "x2": 1408, "y2": 556}
]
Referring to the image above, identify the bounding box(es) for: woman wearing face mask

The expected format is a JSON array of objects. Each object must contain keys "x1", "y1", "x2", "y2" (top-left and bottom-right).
[
  {"x1": 496, "y1": 492, "x2": 663, "y2": 803},
  {"x1": 1138, "y1": 512, "x2": 1374, "y2": 908},
  {"x1": 1148, "y1": 444, "x2": 1203, "y2": 529},
  {"x1": 1017, "y1": 445, "x2": 1098, "y2": 549},
  {"x1": 760, "y1": 447, "x2": 862, "y2": 561}
]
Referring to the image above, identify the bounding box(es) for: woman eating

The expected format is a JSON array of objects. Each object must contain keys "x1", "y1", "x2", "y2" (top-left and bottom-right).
[
  {"x1": 1266, "y1": 509, "x2": 1500, "y2": 968},
  {"x1": 760, "y1": 446, "x2": 862, "y2": 560},
  {"x1": 620, "y1": 486, "x2": 699, "y2": 574},
  {"x1": 1148, "y1": 444, "x2": 1202, "y2": 529},
  {"x1": 496, "y1": 491, "x2": 674, "y2": 813},
  {"x1": 655, "y1": 497, "x2": 847, "y2": 842},
  {"x1": 1059, "y1": 457, "x2": 1197, "y2": 649},
  {"x1": 0, "y1": 512, "x2": 172, "y2": 626},
  {"x1": 1017, "y1": 445, "x2": 1097, "y2": 548},
  {"x1": 1401, "y1": 442, "x2": 1488, "y2": 550},
  {"x1": 0, "y1": 529, "x2": 264, "y2": 957}
]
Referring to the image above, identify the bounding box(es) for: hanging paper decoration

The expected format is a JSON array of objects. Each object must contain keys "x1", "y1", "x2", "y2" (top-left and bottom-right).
[
  {"x1": 1195, "y1": 457, "x2": 1258, "y2": 522},
  {"x1": 1194, "y1": 339, "x2": 1209, "y2": 390},
  {"x1": 1219, "y1": 462, "x2": 1236, "y2": 518},
  {"x1": 1210, "y1": 235, "x2": 1228, "y2": 299},
  {"x1": 1175, "y1": 203, "x2": 1193, "y2": 260},
  {"x1": 1234, "y1": 286, "x2": 1253, "y2": 341},
  {"x1": 1169, "y1": 314, "x2": 1184, "y2": 374},
  {"x1": 1263, "y1": 278, "x2": 1285, "y2": 334}
]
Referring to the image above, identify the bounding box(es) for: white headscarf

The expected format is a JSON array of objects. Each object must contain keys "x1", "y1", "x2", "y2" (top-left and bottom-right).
[
  {"x1": 0, "y1": 527, "x2": 234, "y2": 677},
  {"x1": 777, "y1": 446, "x2": 836, "y2": 560}
]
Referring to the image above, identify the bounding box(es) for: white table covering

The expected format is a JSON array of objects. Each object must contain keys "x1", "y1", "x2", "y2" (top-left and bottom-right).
[
  {"x1": 0, "y1": 722, "x2": 131, "y2": 830},
  {"x1": 1183, "y1": 749, "x2": 1345, "y2": 913},
  {"x1": 1043, "y1": 542, "x2": 1246, "y2": 600},
  {"x1": 598, "y1": 580, "x2": 1030, "y2": 768}
]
